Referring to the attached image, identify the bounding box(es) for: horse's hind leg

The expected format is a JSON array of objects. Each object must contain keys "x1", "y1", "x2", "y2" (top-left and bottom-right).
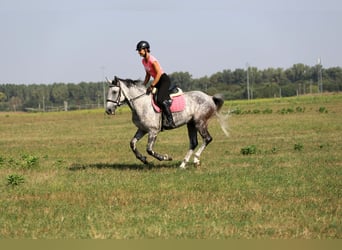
[
  {"x1": 146, "y1": 132, "x2": 172, "y2": 161},
  {"x1": 180, "y1": 121, "x2": 198, "y2": 169},
  {"x1": 193, "y1": 125, "x2": 213, "y2": 167},
  {"x1": 130, "y1": 129, "x2": 148, "y2": 164}
]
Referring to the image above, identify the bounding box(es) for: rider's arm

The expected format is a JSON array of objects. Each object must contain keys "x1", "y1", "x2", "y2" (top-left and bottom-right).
[
  {"x1": 150, "y1": 61, "x2": 162, "y2": 87},
  {"x1": 143, "y1": 71, "x2": 151, "y2": 86}
]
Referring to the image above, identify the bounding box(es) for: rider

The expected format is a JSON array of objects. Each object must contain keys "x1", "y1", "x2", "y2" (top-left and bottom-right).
[{"x1": 136, "y1": 40, "x2": 176, "y2": 128}]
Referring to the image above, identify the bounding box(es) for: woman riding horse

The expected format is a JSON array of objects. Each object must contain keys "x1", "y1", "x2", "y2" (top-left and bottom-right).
[{"x1": 136, "y1": 40, "x2": 176, "y2": 128}]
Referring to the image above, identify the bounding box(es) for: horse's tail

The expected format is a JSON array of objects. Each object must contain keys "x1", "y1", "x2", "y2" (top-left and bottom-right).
[
  {"x1": 213, "y1": 94, "x2": 229, "y2": 137},
  {"x1": 213, "y1": 94, "x2": 224, "y2": 112}
]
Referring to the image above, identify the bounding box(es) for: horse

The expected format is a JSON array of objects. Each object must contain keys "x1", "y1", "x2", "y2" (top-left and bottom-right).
[{"x1": 105, "y1": 76, "x2": 229, "y2": 169}]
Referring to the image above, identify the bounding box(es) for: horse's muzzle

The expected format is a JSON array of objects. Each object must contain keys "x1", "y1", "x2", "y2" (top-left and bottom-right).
[{"x1": 105, "y1": 108, "x2": 115, "y2": 115}]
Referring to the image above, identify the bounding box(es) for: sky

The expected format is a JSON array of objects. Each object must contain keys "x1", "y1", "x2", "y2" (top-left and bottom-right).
[{"x1": 1, "y1": 0, "x2": 342, "y2": 84}]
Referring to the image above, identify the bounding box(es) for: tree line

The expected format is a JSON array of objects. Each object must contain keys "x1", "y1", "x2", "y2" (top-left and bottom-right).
[{"x1": 0, "y1": 63, "x2": 341, "y2": 112}]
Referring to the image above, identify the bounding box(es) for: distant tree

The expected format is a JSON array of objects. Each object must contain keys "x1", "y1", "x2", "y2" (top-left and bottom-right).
[
  {"x1": 193, "y1": 76, "x2": 209, "y2": 91},
  {"x1": 249, "y1": 67, "x2": 262, "y2": 84},
  {"x1": 67, "y1": 83, "x2": 84, "y2": 105},
  {"x1": 285, "y1": 63, "x2": 306, "y2": 82},
  {"x1": 169, "y1": 72, "x2": 193, "y2": 90},
  {"x1": 232, "y1": 68, "x2": 246, "y2": 84},
  {"x1": 280, "y1": 84, "x2": 297, "y2": 97},
  {"x1": 325, "y1": 67, "x2": 342, "y2": 82},
  {"x1": 9, "y1": 96, "x2": 22, "y2": 112},
  {"x1": 1, "y1": 65, "x2": 341, "y2": 111},
  {"x1": 0, "y1": 92, "x2": 6, "y2": 102},
  {"x1": 50, "y1": 83, "x2": 68, "y2": 104},
  {"x1": 261, "y1": 68, "x2": 276, "y2": 83},
  {"x1": 273, "y1": 68, "x2": 289, "y2": 85},
  {"x1": 221, "y1": 69, "x2": 234, "y2": 84},
  {"x1": 210, "y1": 72, "x2": 224, "y2": 85}
]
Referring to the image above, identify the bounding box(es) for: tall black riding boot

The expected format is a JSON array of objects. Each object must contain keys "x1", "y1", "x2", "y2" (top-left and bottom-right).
[{"x1": 161, "y1": 100, "x2": 176, "y2": 128}]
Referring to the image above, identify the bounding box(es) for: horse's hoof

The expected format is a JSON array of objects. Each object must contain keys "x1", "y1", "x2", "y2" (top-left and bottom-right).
[
  {"x1": 164, "y1": 154, "x2": 172, "y2": 161},
  {"x1": 141, "y1": 157, "x2": 148, "y2": 164},
  {"x1": 179, "y1": 162, "x2": 187, "y2": 169}
]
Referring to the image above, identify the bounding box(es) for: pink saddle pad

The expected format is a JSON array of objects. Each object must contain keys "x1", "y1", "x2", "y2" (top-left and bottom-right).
[{"x1": 152, "y1": 94, "x2": 186, "y2": 113}]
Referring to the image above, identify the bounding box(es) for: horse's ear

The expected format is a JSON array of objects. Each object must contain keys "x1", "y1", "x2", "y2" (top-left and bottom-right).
[
  {"x1": 110, "y1": 76, "x2": 118, "y2": 85},
  {"x1": 105, "y1": 77, "x2": 112, "y2": 85},
  {"x1": 113, "y1": 76, "x2": 123, "y2": 85}
]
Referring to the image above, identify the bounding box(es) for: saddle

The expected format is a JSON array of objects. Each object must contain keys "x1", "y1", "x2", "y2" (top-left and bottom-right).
[{"x1": 151, "y1": 86, "x2": 185, "y2": 113}]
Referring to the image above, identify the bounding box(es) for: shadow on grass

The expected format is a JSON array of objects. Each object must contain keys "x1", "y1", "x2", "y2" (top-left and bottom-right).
[{"x1": 68, "y1": 161, "x2": 182, "y2": 171}]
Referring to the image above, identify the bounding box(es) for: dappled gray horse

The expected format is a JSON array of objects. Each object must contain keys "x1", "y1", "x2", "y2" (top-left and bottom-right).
[{"x1": 106, "y1": 76, "x2": 228, "y2": 168}]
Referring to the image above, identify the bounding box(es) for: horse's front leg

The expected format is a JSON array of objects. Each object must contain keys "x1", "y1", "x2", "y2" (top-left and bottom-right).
[
  {"x1": 130, "y1": 129, "x2": 148, "y2": 164},
  {"x1": 146, "y1": 132, "x2": 172, "y2": 161}
]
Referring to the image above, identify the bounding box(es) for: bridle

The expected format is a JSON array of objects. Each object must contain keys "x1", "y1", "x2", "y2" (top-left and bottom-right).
[
  {"x1": 106, "y1": 78, "x2": 146, "y2": 108},
  {"x1": 106, "y1": 84, "x2": 123, "y2": 106}
]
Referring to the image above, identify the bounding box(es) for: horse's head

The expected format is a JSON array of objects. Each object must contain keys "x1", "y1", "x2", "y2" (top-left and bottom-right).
[
  {"x1": 105, "y1": 76, "x2": 146, "y2": 115},
  {"x1": 105, "y1": 76, "x2": 126, "y2": 115}
]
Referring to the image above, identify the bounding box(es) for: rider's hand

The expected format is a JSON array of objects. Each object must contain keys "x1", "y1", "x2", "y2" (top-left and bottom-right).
[{"x1": 146, "y1": 86, "x2": 152, "y2": 95}]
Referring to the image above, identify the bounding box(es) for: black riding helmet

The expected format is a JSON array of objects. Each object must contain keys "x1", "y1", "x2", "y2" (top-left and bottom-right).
[{"x1": 136, "y1": 41, "x2": 150, "y2": 52}]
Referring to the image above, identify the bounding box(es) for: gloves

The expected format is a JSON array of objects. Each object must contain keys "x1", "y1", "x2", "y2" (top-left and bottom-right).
[
  {"x1": 146, "y1": 86, "x2": 152, "y2": 95},
  {"x1": 146, "y1": 86, "x2": 157, "y2": 95}
]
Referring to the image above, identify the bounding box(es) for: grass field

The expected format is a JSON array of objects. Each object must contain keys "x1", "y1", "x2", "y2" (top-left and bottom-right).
[{"x1": 0, "y1": 93, "x2": 341, "y2": 239}]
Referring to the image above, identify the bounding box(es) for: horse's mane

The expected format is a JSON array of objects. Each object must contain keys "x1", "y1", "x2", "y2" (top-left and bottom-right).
[{"x1": 115, "y1": 76, "x2": 145, "y2": 89}]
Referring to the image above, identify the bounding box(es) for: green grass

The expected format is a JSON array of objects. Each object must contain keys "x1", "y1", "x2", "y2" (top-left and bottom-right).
[{"x1": 0, "y1": 94, "x2": 341, "y2": 239}]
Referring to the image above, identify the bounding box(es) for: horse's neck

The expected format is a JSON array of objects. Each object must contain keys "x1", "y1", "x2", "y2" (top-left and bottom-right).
[
  {"x1": 124, "y1": 88, "x2": 149, "y2": 111},
  {"x1": 129, "y1": 93, "x2": 154, "y2": 115}
]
